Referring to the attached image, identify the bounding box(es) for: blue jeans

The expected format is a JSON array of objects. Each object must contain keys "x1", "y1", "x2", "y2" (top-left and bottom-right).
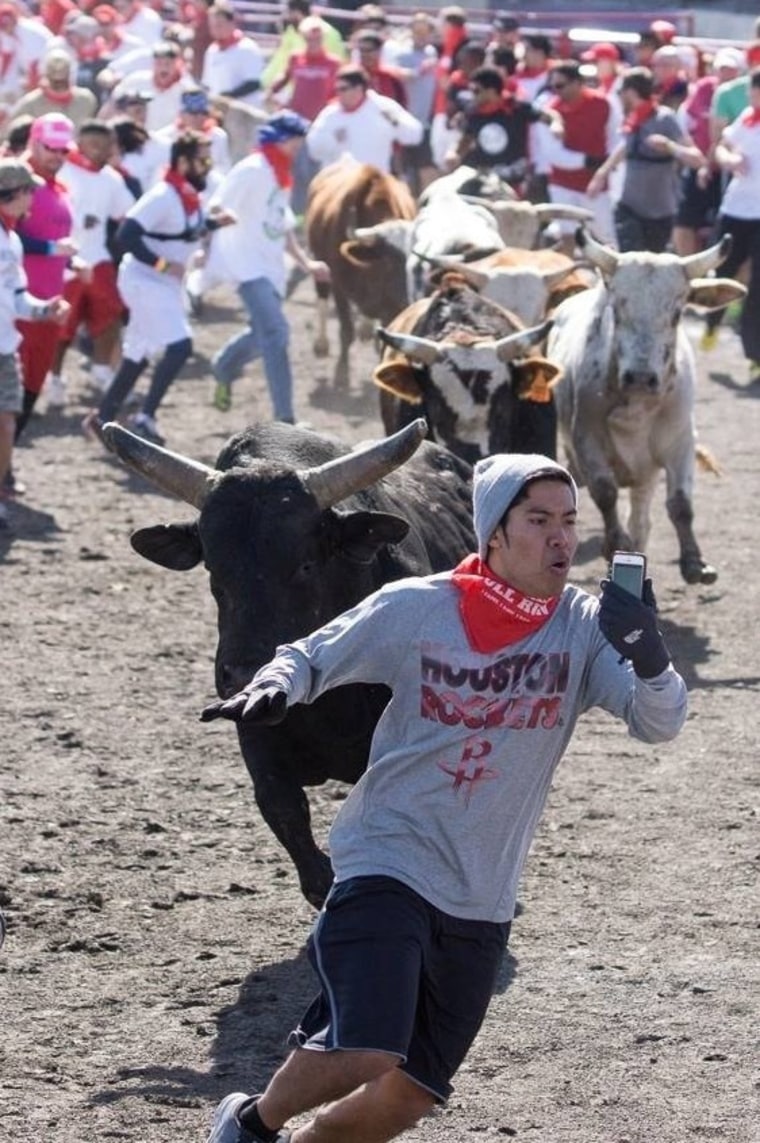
[{"x1": 212, "y1": 276, "x2": 294, "y2": 422}]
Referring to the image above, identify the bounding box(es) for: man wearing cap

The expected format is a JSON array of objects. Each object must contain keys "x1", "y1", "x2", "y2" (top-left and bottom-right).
[
  {"x1": 486, "y1": 12, "x2": 521, "y2": 77},
  {"x1": 0, "y1": 157, "x2": 69, "y2": 528},
  {"x1": 580, "y1": 41, "x2": 621, "y2": 96},
  {"x1": 0, "y1": 2, "x2": 53, "y2": 116},
  {"x1": 265, "y1": 16, "x2": 342, "y2": 212},
  {"x1": 5, "y1": 48, "x2": 97, "y2": 130},
  {"x1": 200, "y1": 452, "x2": 687, "y2": 1143},
  {"x1": 14, "y1": 112, "x2": 76, "y2": 422},
  {"x1": 154, "y1": 87, "x2": 231, "y2": 177},
  {"x1": 208, "y1": 110, "x2": 328, "y2": 421}
]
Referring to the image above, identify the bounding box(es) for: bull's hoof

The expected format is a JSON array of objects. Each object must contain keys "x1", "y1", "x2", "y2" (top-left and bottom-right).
[
  {"x1": 680, "y1": 558, "x2": 718, "y2": 586},
  {"x1": 300, "y1": 859, "x2": 335, "y2": 910},
  {"x1": 313, "y1": 338, "x2": 330, "y2": 359}
]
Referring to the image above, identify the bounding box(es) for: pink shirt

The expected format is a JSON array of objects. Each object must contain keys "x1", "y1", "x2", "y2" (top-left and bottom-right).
[{"x1": 16, "y1": 177, "x2": 73, "y2": 299}]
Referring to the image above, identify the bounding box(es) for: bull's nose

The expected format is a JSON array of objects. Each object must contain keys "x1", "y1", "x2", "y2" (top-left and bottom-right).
[{"x1": 622, "y1": 370, "x2": 659, "y2": 392}]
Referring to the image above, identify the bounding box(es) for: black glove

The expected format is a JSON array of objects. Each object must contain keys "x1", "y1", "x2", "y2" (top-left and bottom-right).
[
  {"x1": 598, "y1": 578, "x2": 670, "y2": 678},
  {"x1": 584, "y1": 154, "x2": 605, "y2": 171},
  {"x1": 200, "y1": 683, "x2": 288, "y2": 724}
]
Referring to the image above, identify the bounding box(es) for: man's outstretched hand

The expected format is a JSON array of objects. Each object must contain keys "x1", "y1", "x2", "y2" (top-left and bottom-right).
[{"x1": 201, "y1": 684, "x2": 288, "y2": 724}]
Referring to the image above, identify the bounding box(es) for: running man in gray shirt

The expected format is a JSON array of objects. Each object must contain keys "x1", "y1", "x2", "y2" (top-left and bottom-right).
[{"x1": 201, "y1": 452, "x2": 687, "y2": 1143}]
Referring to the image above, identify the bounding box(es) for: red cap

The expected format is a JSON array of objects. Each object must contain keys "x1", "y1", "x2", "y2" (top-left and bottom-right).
[
  {"x1": 581, "y1": 42, "x2": 620, "y2": 63},
  {"x1": 650, "y1": 20, "x2": 677, "y2": 43}
]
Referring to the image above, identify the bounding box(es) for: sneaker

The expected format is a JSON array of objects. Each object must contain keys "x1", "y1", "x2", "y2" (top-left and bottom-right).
[
  {"x1": 698, "y1": 328, "x2": 719, "y2": 352},
  {"x1": 130, "y1": 412, "x2": 165, "y2": 446},
  {"x1": 205, "y1": 1093, "x2": 291, "y2": 1143},
  {"x1": 213, "y1": 381, "x2": 232, "y2": 412},
  {"x1": 205, "y1": 1094, "x2": 258, "y2": 1143},
  {"x1": 2, "y1": 467, "x2": 25, "y2": 498},
  {"x1": 82, "y1": 411, "x2": 105, "y2": 442},
  {"x1": 44, "y1": 373, "x2": 67, "y2": 408}
]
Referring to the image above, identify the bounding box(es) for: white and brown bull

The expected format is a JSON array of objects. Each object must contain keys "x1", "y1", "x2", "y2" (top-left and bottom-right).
[
  {"x1": 374, "y1": 277, "x2": 561, "y2": 463},
  {"x1": 305, "y1": 160, "x2": 416, "y2": 387},
  {"x1": 547, "y1": 229, "x2": 746, "y2": 584},
  {"x1": 422, "y1": 248, "x2": 594, "y2": 328}
]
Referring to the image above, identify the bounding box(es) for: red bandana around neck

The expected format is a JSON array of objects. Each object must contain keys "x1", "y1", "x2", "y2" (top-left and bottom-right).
[
  {"x1": 741, "y1": 106, "x2": 760, "y2": 128},
  {"x1": 40, "y1": 83, "x2": 74, "y2": 105},
  {"x1": 65, "y1": 147, "x2": 101, "y2": 172},
  {"x1": 451, "y1": 554, "x2": 560, "y2": 653},
  {"x1": 164, "y1": 167, "x2": 200, "y2": 213},
  {"x1": 257, "y1": 142, "x2": 293, "y2": 188},
  {"x1": 622, "y1": 98, "x2": 657, "y2": 134}
]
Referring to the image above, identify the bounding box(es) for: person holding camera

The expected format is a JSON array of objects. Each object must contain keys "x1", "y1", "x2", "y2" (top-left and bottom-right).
[{"x1": 200, "y1": 451, "x2": 687, "y2": 1143}]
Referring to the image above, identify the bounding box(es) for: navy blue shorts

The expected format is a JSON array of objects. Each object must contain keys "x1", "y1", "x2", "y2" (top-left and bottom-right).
[{"x1": 290, "y1": 875, "x2": 511, "y2": 1101}]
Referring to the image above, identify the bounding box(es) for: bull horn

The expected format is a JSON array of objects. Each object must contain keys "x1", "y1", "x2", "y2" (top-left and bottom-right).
[
  {"x1": 535, "y1": 203, "x2": 594, "y2": 224},
  {"x1": 377, "y1": 327, "x2": 443, "y2": 365},
  {"x1": 420, "y1": 256, "x2": 489, "y2": 290},
  {"x1": 352, "y1": 226, "x2": 380, "y2": 245},
  {"x1": 301, "y1": 418, "x2": 428, "y2": 510},
  {"x1": 494, "y1": 319, "x2": 553, "y2": 361},
  {"x1": 680, "y1": 234, "x2": 731, "y2": 279},
  {"x1": 542, "y1": 263, "x2": 587, "y2": 290},
  {"x1": 102, "y1": 422, "x2": 217, "y2": 510},
  {"x1": 575, "y1": 227, "x2": 619, "y2": 276}
]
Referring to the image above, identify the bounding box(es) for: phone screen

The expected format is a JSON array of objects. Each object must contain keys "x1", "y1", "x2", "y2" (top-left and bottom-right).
[{"x1": 611, "y1": 560, "x2": 644, "y2": 598}]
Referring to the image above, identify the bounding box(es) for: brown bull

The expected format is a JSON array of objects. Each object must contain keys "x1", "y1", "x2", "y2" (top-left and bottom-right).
[{"x1": 305, "y1": 160, "x2": 416, "y2": 388}]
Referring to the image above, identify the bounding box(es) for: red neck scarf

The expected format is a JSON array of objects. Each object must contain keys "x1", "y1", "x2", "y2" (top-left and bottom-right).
[
  {"x1": 0, "y1": 210, "x2": 16, "y2": 233},
  {"x1": 257, "y1": 142, "x2": 292, "y2": 188},
  {"x1": 164, "y1": 167, "x2": 200, "y2": 213},
  {"x1": 741, "y1": 106, "x2": 760, "y2": 128},
  {"x1": 215, "y1": 28, "x2": 242, "y2": 50},
  {"x1": 65, "y1": 147, "x2": 101, "y2": 172},
  {"x1": 154, "y1": 63, "x2": 183, "y2": 91},
  {"x1": 476, "y1": 97, "x2": 506, "y2": 115},
  {"x1": 623, "y1": 98, "x2": 657, "y2": 133},
  {"x1": 40, "y1": 82, "x2": 73, "y2": 105},
  {"x1": 451, "y1": 554, "x2": 560, "y2": 653}
]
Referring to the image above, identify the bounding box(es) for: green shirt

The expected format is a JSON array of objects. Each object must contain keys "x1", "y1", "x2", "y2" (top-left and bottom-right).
[
  {"x1": 712, "y1": 75, "x2": 749, "y2": 125},
  {"x1": 262, "y1": 20, "x2": 346, "y2": 87}
]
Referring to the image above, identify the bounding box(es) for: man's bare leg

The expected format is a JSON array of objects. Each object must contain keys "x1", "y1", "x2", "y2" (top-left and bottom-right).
[{"x1": 292, "y1": 1067, "x2": 437, "y2": 1143}]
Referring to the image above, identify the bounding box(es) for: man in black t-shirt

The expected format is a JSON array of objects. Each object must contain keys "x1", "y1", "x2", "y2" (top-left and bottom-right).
[{"x1": 445, "y1": 65, "x2": 559, "y2": 194}]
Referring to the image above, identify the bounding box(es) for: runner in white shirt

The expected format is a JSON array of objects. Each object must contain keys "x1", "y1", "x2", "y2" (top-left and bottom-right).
[
  {"x1": 111, "y1": 42, "x2": 194, "y2": 132},
  {"x1": 111, "y1": 0, "x2": 162, "y2": 47},
  {"x1": 82, "y1": 130, "x2": 235, "y2": 444},
  {"x1": 152, "y1": 87, "x2": 231, "y2": 179},
  {"x1": 52, "y1": 119, "x2": 134, "y2": 397},
  {"x1": 209, "y1": 110, "x2": 329, "y2": 422},
  {"x1": 202, "y1": 3, "x2": 264, "y2": 110},
  {"x1": 306, "y1": 63, "x2": 423, "y2": 173}
]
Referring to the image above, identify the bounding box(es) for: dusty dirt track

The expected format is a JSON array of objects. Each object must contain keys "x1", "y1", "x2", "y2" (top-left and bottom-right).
[{"x1": 1, "y1": 280, "x2": 758, "y2": 1143}]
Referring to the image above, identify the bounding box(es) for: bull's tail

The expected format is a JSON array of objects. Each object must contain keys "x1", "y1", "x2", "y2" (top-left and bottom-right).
[{"x1": 696, "y1": 443, "x2": 722, "y2": 476}]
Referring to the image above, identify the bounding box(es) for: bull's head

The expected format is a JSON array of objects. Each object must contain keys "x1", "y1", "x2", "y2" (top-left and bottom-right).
[
  {"x1": 423, "y1": 255, "x2": 592, "y2": 326},
  {"x1": 102, "y1": 419, "x2": 429, "y2": 696},
  {"x1": 461, "y1": 199, "x2": 594, "y2": 249},
  {"x1": 375, "y1": 321, "x2": 560, "y2": 459},
  {"x1": 577, "y1": 228, "x2": 747, "y2": 393}
]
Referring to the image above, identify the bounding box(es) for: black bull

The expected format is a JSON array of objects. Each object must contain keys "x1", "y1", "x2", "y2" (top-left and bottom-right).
[{"x1": 103, "y1": 419, "x2": 475, "y2": 907}]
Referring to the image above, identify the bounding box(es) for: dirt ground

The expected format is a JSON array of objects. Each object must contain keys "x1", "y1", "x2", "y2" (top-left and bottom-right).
[{"x1": 1, "y1": 279, "x2": 758, "y2": 1143}]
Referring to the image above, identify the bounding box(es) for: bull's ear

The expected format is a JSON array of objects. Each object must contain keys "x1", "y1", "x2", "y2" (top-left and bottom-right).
[
  {"x1": 334, "y1": 510, "x2": 410, "y2": 564},
  {"x1": 130, "y1": 522, "x2": 203, "y2": 570},
  {"x1": 373, "y1": 361, "x2": 424, "y2": 403},
  {"x1": 685, "y1": 277, "x2": 747, "y2": 314},
  {"x1": 512, "y1": 358, "x2": 562, "y2": 403}
]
